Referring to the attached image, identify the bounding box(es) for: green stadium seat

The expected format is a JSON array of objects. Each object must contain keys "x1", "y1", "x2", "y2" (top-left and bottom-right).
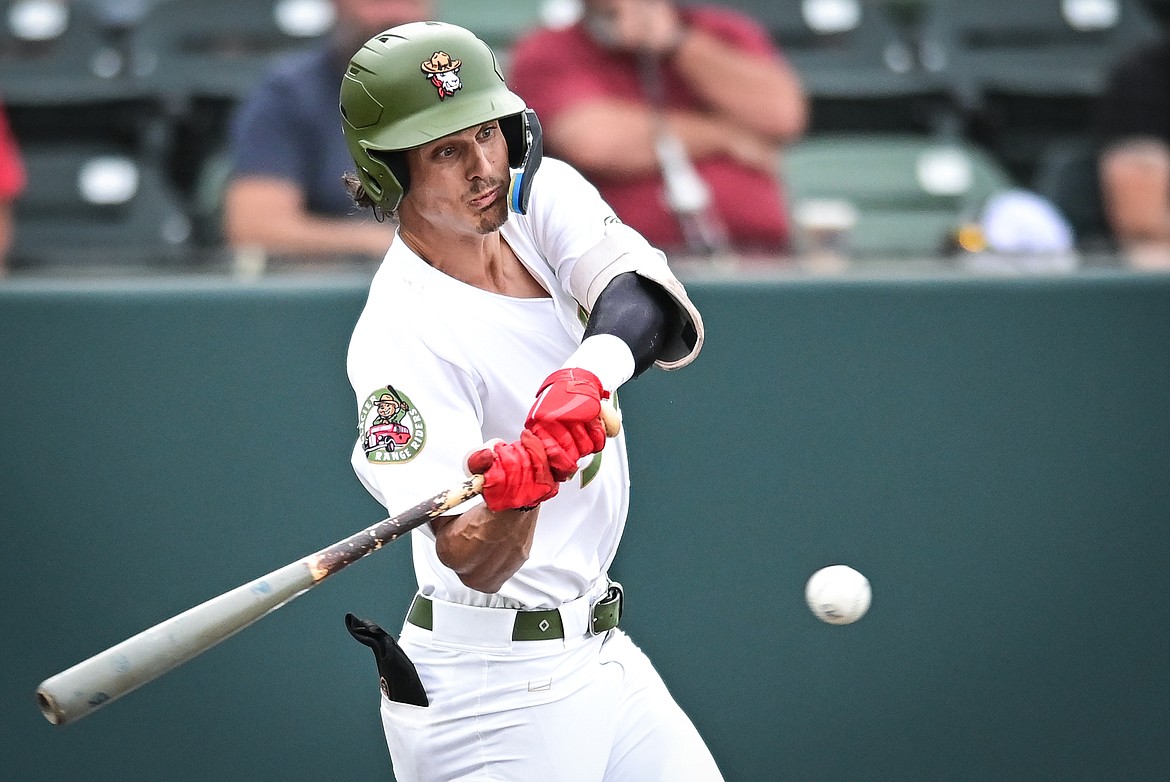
[
  {"x1": 189, "y1": 146, "x2": 233, "y2": 248},
  {"x1": 918, "y1": 0, "x2": 1162, "y2": 105},
  {"x1": 715, "y1": 0, "x2": 952, "y2": 133},
  {"x1": 722, "y1": 0, "x2": 916, "y2": 89},
  {"x1": 10, "y1": 141, "x2": 193, "y2": 269},
  {"x1": 130, "y1": 0, "x2": 335, "y2": 103},
  {"x1": 916, "y1": 0, "x2": 1161, "y2": 186},
  {"x1": 781, "y1": 133, "x2": 1015, "y2": 258},
  {"x1": 0, "y1": 0, "x2": 146, "y2": 105},
  {"x1": 1032, "y1": 135, "x2": 1114, "y2": 252},
  {"x1": 435, "y1": 0, "x2": 550, "y2": 53}
]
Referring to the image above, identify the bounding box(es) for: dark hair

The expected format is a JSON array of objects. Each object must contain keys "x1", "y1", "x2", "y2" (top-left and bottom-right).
[{"x1": 342, "y1": 170, "x2": 391, "y2": 222}]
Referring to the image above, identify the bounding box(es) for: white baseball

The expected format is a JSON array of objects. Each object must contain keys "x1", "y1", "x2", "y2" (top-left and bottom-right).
[{"x1": 805, "y1": 565, "x2": 871, "y2": 625}]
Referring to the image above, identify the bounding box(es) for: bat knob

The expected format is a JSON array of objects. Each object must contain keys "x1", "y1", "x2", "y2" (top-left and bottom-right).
[
  {"x1": 36, "y1": 687, "x2": 65, "y2": 726},
  {"x1": 600, "y1": 401, "x2": 622, "y2": 438}
]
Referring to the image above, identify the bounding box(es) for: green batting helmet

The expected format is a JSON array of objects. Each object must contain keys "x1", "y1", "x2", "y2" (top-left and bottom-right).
[{"x1": 339, "y1": 21, "x2": 541, "y2": 213}]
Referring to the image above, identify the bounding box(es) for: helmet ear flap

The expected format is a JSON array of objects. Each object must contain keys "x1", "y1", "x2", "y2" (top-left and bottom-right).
[
  {"x1": 501, "y1": 109, "x2": 543, "y2": 215},
  {"x1": 356, "y1": 166, "x2": 384, "y2": 202},
  {"x1": 353, "y1": 149, "x2": 408, "y2": 211},
  {"x1": 499, "y1": 112, "x2": 527, "y2": 170},
  {"x1": 370, "y1": 150, "x2": 410, "y2": 203}
]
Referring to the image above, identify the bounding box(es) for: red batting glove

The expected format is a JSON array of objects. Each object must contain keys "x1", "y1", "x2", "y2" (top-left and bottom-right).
[
  {"x1": 525, "y1": 368, "x2": 610, "y2": 481},
  {"x1": 466, "y1": 430, "x2": 559, "y2": 512}
]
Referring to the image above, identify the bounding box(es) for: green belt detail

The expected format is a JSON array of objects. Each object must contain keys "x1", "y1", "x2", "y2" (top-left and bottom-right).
[{"x1": 407, "y1": 585, "x2": 623, "y2": 641}]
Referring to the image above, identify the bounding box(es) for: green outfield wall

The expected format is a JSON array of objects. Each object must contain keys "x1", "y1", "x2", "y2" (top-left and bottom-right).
[{"x1": 3, "y1": 272, "x2": 1169, "y2": 781}]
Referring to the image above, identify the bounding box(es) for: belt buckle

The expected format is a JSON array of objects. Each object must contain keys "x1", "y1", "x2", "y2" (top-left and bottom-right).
[{"x1": 589, "y1": 581, "x2": 624, "y2": 636}]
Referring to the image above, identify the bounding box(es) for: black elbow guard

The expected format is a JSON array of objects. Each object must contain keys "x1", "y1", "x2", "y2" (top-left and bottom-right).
[{"x1": 583, "y1": 272, "x2": 684, "y2": 378}]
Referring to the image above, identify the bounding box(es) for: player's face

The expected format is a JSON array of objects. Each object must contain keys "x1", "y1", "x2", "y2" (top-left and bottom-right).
[{"x1": 401, "y1": 122, "x2": 512, "y2": 237}]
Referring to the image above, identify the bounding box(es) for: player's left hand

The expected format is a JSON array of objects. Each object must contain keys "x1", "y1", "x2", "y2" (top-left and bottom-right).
[
  {"x1": 525, "y1": 368, "x2": 609, "y2": 481},
  {"x1": 466, "y1": 431, "x2": 560, "y2": 511}
]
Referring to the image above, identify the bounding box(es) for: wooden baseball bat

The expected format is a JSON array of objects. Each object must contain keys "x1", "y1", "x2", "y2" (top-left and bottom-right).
[{"x1": 36, "y1": 403, "x2": 621, "y2": 726}]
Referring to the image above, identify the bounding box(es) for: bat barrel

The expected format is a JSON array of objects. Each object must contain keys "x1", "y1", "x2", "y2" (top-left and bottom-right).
[{"x1": 36, "y1": 561, "x2": 314, "y2": 726}]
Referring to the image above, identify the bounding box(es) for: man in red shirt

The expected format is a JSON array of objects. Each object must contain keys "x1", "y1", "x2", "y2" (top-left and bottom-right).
[
  {"x1": 508, "y1": 0, "x2": 807, "y2": 255},
  {"x1": 0, "y1": 101, "x2": 25, "y2": 274}
]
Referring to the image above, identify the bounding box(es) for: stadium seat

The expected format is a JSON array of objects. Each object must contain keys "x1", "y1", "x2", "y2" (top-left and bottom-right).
[
  {"x1": 1146, "y1": 0, "x2": 1170, "y2": 23},
  {"x1": 918, "y1": 0, "x2": 1162, "y2": 105},
  {"x1": 716, "y1": 0, "x2": 951, "y2": 132},
  {"x1": 10, "y1": 141, "x2": 193, "y2": 269},
  {"x1": 189, "y1": 146, "x2": 233, "y2": 248},
  {"x1": 781, "y1": 133, "x2": 1015, "y2": 258},
  {"x1": 434, "y1": 0, "x2": 551, "y2": 61},
  {"x1": 130, "y1": 0, "x2": 335, "y2": 102},
  {"x1": 0, "y1": 0, "x2": 144, "y2": 105},
  {"x1": 1032, "y1": 135, "x2": 1114, "y2": 252},
  {"x1": 916, "y1": 0, "x2": 1162, "y2": 186}
]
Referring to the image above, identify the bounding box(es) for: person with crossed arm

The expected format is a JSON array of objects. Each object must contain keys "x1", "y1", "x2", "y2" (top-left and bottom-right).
[{"x1": 508, "y1": 0, "x2": 807, "y2": 256}]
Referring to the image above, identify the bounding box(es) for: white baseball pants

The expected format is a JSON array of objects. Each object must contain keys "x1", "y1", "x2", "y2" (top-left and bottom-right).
[{"x1": 377, "y1": 623, "x2": 724, "y2": 781}]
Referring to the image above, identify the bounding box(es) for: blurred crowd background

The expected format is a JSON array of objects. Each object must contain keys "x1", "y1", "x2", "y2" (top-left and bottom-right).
[{"x1": 1, "y1": 0, "x2": 1168, "y2": 277}]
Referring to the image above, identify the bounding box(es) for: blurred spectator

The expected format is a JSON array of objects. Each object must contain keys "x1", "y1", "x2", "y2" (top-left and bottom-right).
[
  {"x1": 1097, "y1": 26, "x2": 1170, "y2": 268},
  {"x1": 508, "y1": 0, "x2": 807, "y2": 256},
  {"x1": 0, "y1": 100, "x2": 26, "y2": 275},
  {"x1": 224, "y1": 0, "x2": 433, "y2": 260}
]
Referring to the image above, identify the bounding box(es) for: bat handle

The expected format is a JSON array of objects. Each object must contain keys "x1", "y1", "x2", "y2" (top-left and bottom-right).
[
  {"x1": 37, "y1": 687, "x2": 64, "y2": 726},
  {"x1": 600, "y1": 400, "x2": 622, "y2": 438},
  {"x1": 467, "y1": 404, "x2": 620, "y2": 486}
]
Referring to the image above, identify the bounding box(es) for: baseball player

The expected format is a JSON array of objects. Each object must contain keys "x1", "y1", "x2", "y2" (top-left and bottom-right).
[{"x1": 341, "y1": 22, "x2": 721, "y2": 781}]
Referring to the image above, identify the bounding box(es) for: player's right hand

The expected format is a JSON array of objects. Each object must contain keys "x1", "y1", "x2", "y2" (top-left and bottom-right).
[
  {"x1": 525, "y1": 368, "x2": 609, "y2": 481},
  {"x1": 466, "y1": 430, "x2": 559, "y2": 512}
]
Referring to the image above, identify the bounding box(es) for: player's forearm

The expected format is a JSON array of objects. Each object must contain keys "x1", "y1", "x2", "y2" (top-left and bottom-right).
[
  {"x1": 670, "y1": 28, "x2": 808, "y2": 142},
  {"x1": 432, "y1": 506, "x2": 539, "y2": 593}
]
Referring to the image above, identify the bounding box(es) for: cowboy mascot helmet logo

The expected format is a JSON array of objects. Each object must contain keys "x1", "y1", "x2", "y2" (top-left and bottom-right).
[{"x1": 421, "y1": 51, "x2": 462, "y2": 100}]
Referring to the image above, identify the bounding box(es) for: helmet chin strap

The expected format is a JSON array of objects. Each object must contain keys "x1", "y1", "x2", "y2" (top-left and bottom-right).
[{"x1": 508, "y1": 110, "x2": 544, "y2": 215}]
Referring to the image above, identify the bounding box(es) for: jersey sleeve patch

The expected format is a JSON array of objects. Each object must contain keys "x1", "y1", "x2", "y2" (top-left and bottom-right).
[{"x1": 359, "y1": 385, "x2": 427, "y2": 464}]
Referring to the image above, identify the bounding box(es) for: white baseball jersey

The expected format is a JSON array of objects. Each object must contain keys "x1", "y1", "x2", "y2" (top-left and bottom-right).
[
  {"x1": 347, "y1": 158, "x2": 632, "y2": 610},
  {"x1": 349, "y1": 158, "x2": 724, "y2": 782}
]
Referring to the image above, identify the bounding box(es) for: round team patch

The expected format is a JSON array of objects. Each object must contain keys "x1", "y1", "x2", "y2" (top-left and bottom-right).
[{"x1": 360, "y1": 385, "x2": 426, "y2": 464}]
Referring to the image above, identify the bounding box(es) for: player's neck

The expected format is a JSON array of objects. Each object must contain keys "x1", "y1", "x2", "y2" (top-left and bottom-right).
[{"x1": 399, "y1": 227, "x2": 548, "y2": 299}]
